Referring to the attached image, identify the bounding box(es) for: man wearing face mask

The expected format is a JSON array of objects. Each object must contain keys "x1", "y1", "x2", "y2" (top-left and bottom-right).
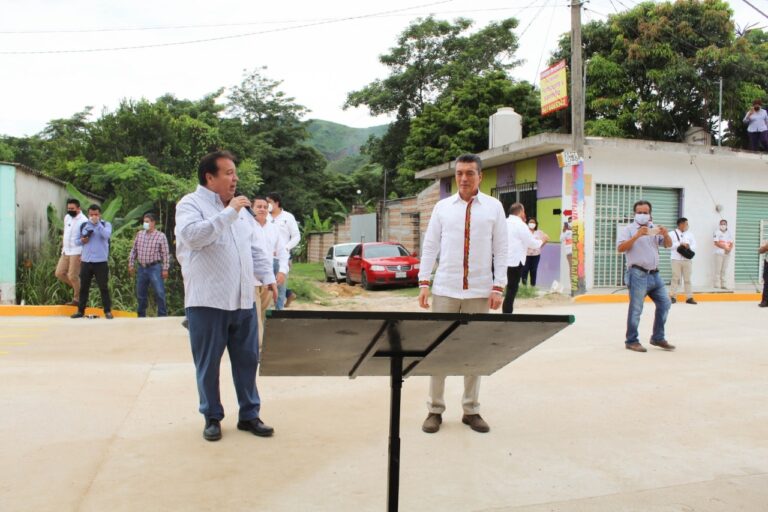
[
  {"x1": 71, "y1": 204, "x2": 113, "y2": 319},
  {"x1": 55, "y1": 198, "x2": 87, "y2": 307},
  {"x1": 128, "y1": 213, "x2": 170, "y2": 317},
  {"x1": 617, "y1": 200, "x2": 674, "y2": 352},
  {"x1": 266, "y1": 192, "x2": 300, "y2": 309},
  {"x1": 713, "y1": 220, "x2": 734, "y2": 289}
]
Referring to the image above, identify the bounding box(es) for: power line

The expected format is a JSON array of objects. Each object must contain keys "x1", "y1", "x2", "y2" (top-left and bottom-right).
[
  {"x1": 517, "y1": 0, "x2": 557, "y2": 38},
  {"x1": 533, "y1": 0, "x2": 559, "y2": 85},
  {"x1": 0, "y1": 0, "x2": 454, "y2": 55},
  {"x1": 0, "y1": 5, "x2": 568, "y2": 35},
  {"x1": 740, "y1": 0, "x2": 768, "y2": 20}
]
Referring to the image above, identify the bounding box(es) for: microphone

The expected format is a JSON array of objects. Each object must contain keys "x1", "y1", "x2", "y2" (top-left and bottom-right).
[{"x1": 235, "y1": 191, "x2": 256, "y2": 218}]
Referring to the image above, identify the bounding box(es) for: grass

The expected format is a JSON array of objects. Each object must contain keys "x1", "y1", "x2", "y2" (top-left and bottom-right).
[{"x1": 288, "y1": 262, "x2": 329, "y2": 304}]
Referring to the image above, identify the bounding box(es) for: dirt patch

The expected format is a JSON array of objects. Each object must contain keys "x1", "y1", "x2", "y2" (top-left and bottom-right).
[{"x1": 291, "y1": 284, "x2": 573, "y2": 312}]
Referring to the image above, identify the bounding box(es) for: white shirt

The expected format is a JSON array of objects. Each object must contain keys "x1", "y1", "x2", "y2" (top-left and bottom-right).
[
  {"x1": 62, "y1": 212, "x2": 87, "y2": 256},
  {"x1": 418, "y1": 191, "x2": 508, "y2": 299},
  {"x1": 254, "y1": 220, "x2": 289, "y2": 286},
  {"x1": 271, "y1": 210, "x2": 301, "y2": 253},
  {"x1": 670, "y1": 229, "x2": 696, "y2": 261},
  {"x1": 175, "y1": 185, "x2": 275, "y2": 310},
  {"x1": 713, "y1": 229, "x2": 734, "y2": 255},
  {"x1": 506, "y1": 215, "x2": 543, "y2": 266}
]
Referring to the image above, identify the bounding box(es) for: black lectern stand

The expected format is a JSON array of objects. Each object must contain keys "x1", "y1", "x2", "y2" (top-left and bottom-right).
[{"x1": 261, "y1": 310, "x2": 573, "y2": 512}]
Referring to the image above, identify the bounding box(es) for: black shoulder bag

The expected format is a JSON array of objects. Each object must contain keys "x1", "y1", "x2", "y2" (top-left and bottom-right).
[{"x1": 674, "y1": 231, "x2": 695, "y2": 259}]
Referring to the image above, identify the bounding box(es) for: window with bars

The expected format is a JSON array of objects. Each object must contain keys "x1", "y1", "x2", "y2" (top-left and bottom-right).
[{"x1": 492, "y1": 182, "x2": 537, "y2": 218}]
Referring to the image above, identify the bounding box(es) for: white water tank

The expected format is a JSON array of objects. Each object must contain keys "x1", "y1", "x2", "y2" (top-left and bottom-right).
[{"x1": 489, "y1": 107, "x2": 522, "y2": 149}]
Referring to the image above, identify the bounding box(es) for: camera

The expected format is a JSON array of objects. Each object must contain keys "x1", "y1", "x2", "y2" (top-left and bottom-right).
[{"x1": 82, "y1": 229, "x2": 94, "y2": 239}]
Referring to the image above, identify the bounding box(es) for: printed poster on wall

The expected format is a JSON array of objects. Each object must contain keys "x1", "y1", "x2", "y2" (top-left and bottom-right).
[{"x1": 570, "y1": 160, "x2": 587, "y2": 296}]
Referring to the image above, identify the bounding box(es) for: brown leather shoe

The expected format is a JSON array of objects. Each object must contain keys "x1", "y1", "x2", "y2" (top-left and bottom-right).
[
  {"x1": 421, "y1": 413, "x2": 442, "y2": 433},
  {"x1": 625, "y1": 342, "x2": 647, "y2": 352},
  {"x1": 462, "y1": 414, "x2": 490, "y2": 433},
  {"x1": 650, "y1": 339, "x2": 675, "y2": 350}
]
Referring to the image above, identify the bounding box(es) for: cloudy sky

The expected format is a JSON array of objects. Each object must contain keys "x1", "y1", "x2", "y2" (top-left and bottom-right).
[{"x1": 0, "y1": 0, "x2": 759, "y2": 137}]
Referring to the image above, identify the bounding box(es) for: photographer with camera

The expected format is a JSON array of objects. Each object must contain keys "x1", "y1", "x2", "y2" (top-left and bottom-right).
[
  {"x1": 617, "y1": 200, "x2": 674, "y2": 353},
  {"x1": 743, "y1": 99, "x2": 768, "y2": 151},
  {"x1": 71, "y1": 204, "x2": 113, "y2": 319}
]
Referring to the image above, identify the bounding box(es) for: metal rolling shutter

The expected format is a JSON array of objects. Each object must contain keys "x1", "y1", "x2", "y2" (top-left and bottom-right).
[{"x1": 735, "y1": 191, "x2": 768, "y2": 285}]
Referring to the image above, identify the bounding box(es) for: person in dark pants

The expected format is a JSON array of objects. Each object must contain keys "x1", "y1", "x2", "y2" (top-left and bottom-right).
[
  {"x1": 503, "y1": 203, "x2": 546, "y2": 314},
  {"x1": 521, "y1": 217, "x2": 547, "y2": 286},
  {"x1": 759, "y1": 241, "x2": 768, "y2": 307},
  {"x1": 71, "y1": 204, "x2": 113, "y2": 319},
  {"x1": 175, "y1": 150, "x2": 277, "y2": 442},
  {"x1": 128, "y1": 213, "x2": 170, "y2": 317}
]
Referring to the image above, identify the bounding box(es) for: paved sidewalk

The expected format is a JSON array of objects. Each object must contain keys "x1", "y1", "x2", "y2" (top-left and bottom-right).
[{"x1": 1, "y1": 302, "x2": 767, "y2": 511}]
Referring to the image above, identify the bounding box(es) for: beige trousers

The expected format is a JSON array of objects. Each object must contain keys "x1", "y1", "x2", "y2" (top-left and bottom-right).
[
  {"x1": 714, "y1": 253, "x2": 729, "y2": 288},
  {"x1": 55, "y1": 254, "x2": 81, "y2": 301},
  {"x1": 427, "y1": 295, "x2": 488, "y2": 415},
  {"x1": 669, "y1": 259, "x2": 693, "y2": 298},
  {"x1": 254, "y1": 286, "x2": 274, "y2": 350}
]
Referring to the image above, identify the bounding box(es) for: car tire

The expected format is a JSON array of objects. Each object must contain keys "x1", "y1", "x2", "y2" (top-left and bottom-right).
[
  {"x1": 335, "y1": 270, "x2": 344, "y2": 283},
  {"x1": 361, "y1": 271, "x2": 373, "y2": 291},
  {"x1": 346, "y1": 273, "x2": 355, "y2": 286},
  {"x1": 325, "y1": 270, "x2": 334, "y2": 283}
]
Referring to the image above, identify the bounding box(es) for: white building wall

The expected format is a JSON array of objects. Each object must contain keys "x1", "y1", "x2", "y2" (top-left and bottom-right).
[{"x1": 579, "y1": 143, "x2": 768, "y2": 290}]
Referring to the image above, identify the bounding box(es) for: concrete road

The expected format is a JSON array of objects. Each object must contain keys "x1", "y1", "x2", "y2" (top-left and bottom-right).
[{"x1": 1, "y1": 302, "x2": 767, "y2": 511}]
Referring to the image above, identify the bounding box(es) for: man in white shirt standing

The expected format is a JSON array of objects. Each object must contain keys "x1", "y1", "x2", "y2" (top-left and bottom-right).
[
  {"x1": 175, "y1": 151, "x2": 277, "y2": 442},
  {"x1": 55, "y1": 199, "x2": 87, "y2": 306},
  {"x1": 713, "y1": 219, "x2": 734, "y2": 289},
  {"x1": 418, "y1": 153, "x2": 508, "y2": 434},
  {"x1": 503, "y1": 203, "x2": 546, "y2": 314},
  {"x1": 266, "y1": 192, "x2": 301, "y2": 309},
  {"x1": 252, "y1": 196, "x2": 288, "y2": 344},
  {"x1": 669, "y1": 217, "x2": 697, "y2": 304}
]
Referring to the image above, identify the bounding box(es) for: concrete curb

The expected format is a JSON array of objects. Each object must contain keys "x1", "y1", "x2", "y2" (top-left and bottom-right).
[
  {"x1": 0, "y1": 305, "x2": 137, "y2": 318},
  {"x1": 574, "y1": 292, "x2": 762, "y2": 304}
]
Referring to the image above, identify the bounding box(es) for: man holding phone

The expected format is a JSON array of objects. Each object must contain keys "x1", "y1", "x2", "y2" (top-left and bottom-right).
[
  {"x1": 71, "y1": 204, "x2": 113, "y2": 319},
  {"x1": 617, "y1": 200, "x2": 674, "y2": 353}
]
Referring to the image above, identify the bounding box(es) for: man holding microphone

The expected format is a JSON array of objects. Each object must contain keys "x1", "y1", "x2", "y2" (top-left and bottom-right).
[{"x1": 175, "y1": 150, "x2": 277, "y2": 442}]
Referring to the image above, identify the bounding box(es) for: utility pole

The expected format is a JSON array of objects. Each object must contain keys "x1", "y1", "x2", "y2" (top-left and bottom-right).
[
  {"x1": 571, "y1": 0, "x2": 584, "y2": 156},
  {"x1": 718, "y1": 77, "x2": 723, "y2": 147}
]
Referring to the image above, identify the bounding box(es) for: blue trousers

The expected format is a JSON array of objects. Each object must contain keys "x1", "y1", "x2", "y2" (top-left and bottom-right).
[
  {"x1": 186, "y1": 306, "x2": 261, "y2": 421},
  {"x1": 136, "y1": 264, "x2": 167, "y2": 317},
  {"x1": 625, "y1": 267, "x2": 671, "y2": 344}
]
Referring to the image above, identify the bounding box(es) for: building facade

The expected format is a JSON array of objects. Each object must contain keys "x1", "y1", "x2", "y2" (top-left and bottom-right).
[{"x1": 417, "y1": 134, "x2": 768, "y2": 292}]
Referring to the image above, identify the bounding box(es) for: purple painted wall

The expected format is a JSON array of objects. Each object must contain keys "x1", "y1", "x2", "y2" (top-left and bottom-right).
[
  {"x1": 534, "y1": 243, "x2": 561, "y2": 288},
  {"x1": 495, "y1": 162, "x2": 515, "y2": 186},
  {"x1": 536, "y1": 153, "x2": 562, "y2": 198}
]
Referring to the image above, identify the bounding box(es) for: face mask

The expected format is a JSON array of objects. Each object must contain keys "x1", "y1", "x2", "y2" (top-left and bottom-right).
[
  {"x1": 720, "y1": 225, "x2": 727, "y2": 232},
  {"x1": 143, "y1": 222, "x2": 150, "y2": 230},
  {"x1": 268, "y1": 204, "x2": 273, "y2": 213},
  {"x1": 635, "y1": 213, "x2": 651, "y2": 225},
  {"x1": 528, "y1": 223, "x2": 536, "y2": 229},
  {"x1": 67, "y1": 210, "x2": 77, "y2": 217}
]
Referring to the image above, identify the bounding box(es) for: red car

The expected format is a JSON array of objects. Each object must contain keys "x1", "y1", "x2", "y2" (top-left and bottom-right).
[{"x1": 345, "y1": 242, "x2": 420, "y2": 290}]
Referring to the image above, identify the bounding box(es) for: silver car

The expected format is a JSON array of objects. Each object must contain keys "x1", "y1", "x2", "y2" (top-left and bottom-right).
[{"x1": 323, "y1": 243, "x2": 358, "y2": 282}]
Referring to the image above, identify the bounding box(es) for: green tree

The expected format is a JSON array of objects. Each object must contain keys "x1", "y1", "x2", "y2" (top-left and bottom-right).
[
  {"x1": 347, "y1": 17, "x2": 524, "y2": 196},
  {"x1": 399, "y1": 71, "x2": 557, "y2": 194},
  {"x1": 551, "y1": 0, "x2": 768, "y2": 145},
  {"x1": 226, "y1": 68, "x2": 329, "y2": 221}
]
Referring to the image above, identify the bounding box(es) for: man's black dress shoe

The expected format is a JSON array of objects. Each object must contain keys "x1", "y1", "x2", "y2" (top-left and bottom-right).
[
  {"x1": 71, "y1": 312, "x2": 84, "y2": 319},
  {"x1": 105, "y1": 312, "x2": 114, "y2": 319},
  {"x1": 203, "y1": 418, "x2": 222, "y2": 441},
  {"x1": 237, "y1": 418, "x2": 274, "y2": 437}
]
